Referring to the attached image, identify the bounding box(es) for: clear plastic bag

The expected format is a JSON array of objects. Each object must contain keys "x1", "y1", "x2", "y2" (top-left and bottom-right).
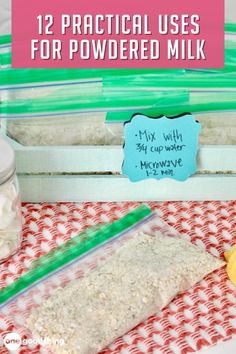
[
  {"x1": 5, "y1": 112, "x2": 112, "y2": 146},
  {"x1": 0, "y1": 206, "x2": 224, "y2": 354},
  {"x1": 2, "y1": 87, "x2": 236, "y2": 146},
  {"x1": 106, "y1": 111, "x2": 236, "y2": 146},
  {"x1": 105, "y1": 89, "x2": 236, "y2": 146},
  {"x1": 1, "y1": 41, "x2": 236, "y2": 147},
  {"x1": 1, "y1": 89, "x2": 187, "y2": 146},
  {"x1": 3, "y1": 110, "x2": 236, "y2": 147}
]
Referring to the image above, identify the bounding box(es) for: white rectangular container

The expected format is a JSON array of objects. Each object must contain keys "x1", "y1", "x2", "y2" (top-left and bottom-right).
[{"x1": 1, "y1": 124, "x2": 236, "y2": 202}]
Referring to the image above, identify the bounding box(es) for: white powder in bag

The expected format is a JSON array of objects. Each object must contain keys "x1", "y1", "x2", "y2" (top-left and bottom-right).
[
  {"x1": 6, "y1": 112, "x2": 236, "y2": 146},
  {"x1": 27, "y1": 232, "x2": 224, "y2": 354}
]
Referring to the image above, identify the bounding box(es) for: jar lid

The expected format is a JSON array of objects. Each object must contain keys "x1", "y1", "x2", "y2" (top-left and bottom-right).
[{"x1": 0, "y1": 138, "x2": 16, "y2": 185}]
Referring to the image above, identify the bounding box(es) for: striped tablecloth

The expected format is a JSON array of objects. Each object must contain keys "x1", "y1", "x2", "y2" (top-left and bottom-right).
[{"x1": 0, "y1": 201, "x2": 236, "y2": 354}]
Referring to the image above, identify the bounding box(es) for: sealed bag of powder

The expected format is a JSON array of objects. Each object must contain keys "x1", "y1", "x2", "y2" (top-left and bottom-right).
[{"x1": 0, "y1": 205, "x2": 224, "y2": 354}]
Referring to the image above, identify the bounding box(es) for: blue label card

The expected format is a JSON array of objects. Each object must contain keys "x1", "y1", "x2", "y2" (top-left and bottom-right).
[{"x1": 122, "y1": 114, "x2": 201, "y2": 182}]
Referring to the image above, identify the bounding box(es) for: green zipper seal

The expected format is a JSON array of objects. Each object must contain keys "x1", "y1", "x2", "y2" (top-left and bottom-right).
[
  {"x1": 0, "y1": 90, "x2": 188, "y2": 115},
  {"x1": 0, "y1": 205, "x2": 152, "y2": 305},
  {"x1": 2, "y1": 91, "x2": 236, "y2": 117},
  {"x1": 0, "y1": 68, "x2": 184, "y2": 86},
  {"x1": 0, "y1": 51, "x2": 11, "y2": 66},
  {"x1": 1, "y1": 68, "x2": 236, "y2": 89},
  {"x1": 106, "y1": 99, "x2": 236, "y2": 122},
  {"x1": 225, "y1": 23, "x2": 236, "y2": 33},
  {"x1": 30, "y1": 223, "x2": 109, "y2": 269},
  {"x1": 0, "y1": 34, "x2": 12, "y2": 46}
]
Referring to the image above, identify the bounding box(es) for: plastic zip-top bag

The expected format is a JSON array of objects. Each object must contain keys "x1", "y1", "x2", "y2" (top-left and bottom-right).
[
  {"x1": 1, "y1": 73, "x2": 236, "y2": 146},
  {"x1": 0, "y1": 35, "x2": 11, "y2": 49},
  {"x1": 3, "y1": 99, "x2": 236, "y2": 147},
  {"x1": 4, "y1": 103, "x2": 236, "y2": 146},
  {"x1": 0, "y1": 205, "x2": 224, "y2": 354},
  {"x1": 1, "y1": 33, "x2": 236, "y2": 147},
  {"x1": 0, "y1": 87, "x2": 188, "y2": 146},
  {"x1": 105, "y1": 90, "x2": 236, "y2": 146}
]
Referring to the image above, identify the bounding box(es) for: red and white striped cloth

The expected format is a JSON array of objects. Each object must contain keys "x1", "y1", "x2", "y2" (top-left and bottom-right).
[{"x1": 0, "y1": 201, "x2": 236, "y2": 354}]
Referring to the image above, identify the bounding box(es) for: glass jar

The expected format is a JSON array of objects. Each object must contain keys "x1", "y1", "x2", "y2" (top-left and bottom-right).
[{"x1": 0, "y1": 137, "x2": 22, "y2": 263}]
